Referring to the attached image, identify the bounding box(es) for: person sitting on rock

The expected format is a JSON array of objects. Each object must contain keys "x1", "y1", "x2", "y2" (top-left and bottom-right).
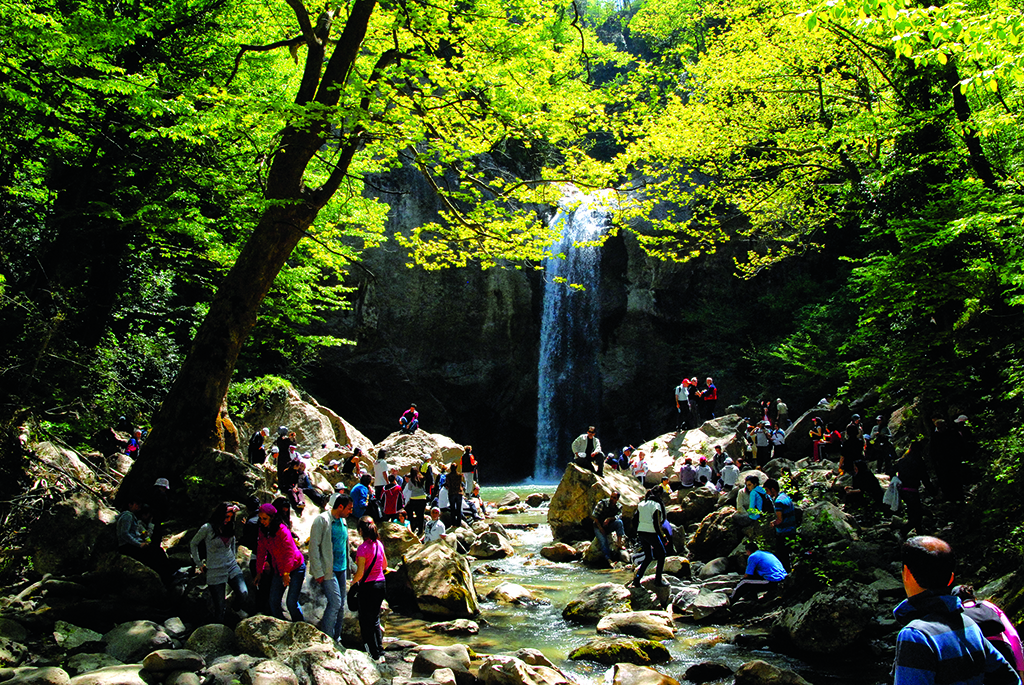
[
  {"x1": 115, "y1": 495, "x2": 175, "y2": 585},
  {"x1": 592, "y1": 490, "x2": 625, "y2": 564},
  {"x1": 342, "y1": 447, "x2": 363, "y2": 476},
  {"x1": 422, "y1": 506, "x2": 447, "y2": 543},
  {"x1": 679, "y1": 457, "x2": 697, "y2": 489},
  {"x1": 695, "y1": 456, "x2": 713, "y2": 485},
  {"x1": 764, "y1": 478, "x2": 798, "y2": 569},
  {"x1": 631, "y1": 450, "x2": 649, "y2": 484},
  {"x1": 730, "y1": 541, "x2": 787, "y2": 603},
  {"x1": 572, "y1": 426, "x2": 604, "y2": 476},
  {"x1": 399, "y1": 404, "x2": 419, "y2": 434}
]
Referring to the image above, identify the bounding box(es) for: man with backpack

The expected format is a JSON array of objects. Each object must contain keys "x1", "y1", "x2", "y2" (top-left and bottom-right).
[{"x1": 765, "y1": 478, "x2": 799, "y2": 569}]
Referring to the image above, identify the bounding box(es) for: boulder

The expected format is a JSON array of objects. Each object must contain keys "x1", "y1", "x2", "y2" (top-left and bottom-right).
[
  {"x1": 373, "y1": 431, "x2": 464, "y2": 477},
  {"x1": 688, "y1": 589, "x2": 730, "y2": 622},
  {"x1": 568, "y1": 637, "x2": 670, "y2": 666},
  {"x1": 609, "y1": 664, "x2": 680, "y2": 685},
  {"x1": 29, "y1": 492, "x2": 118, "y2": 575},
  {"x1": 734, "y1": 661, "x2": 811, "y2": 685},
  {"x1": 403, "y1": 541, "x2": 480, "y2": 618},
  {"x1": 697, "y1": 558, "x2": 730, "y2": 579},
  {"x1": 64, "y1": 655, "x2": 122, "y2": 677},
  {"x1": 561, "y1": 583, "x2": 632, "y2": 624},
  {"x1": 509, "y1": 650, "x2": 555, "y2": 669},
  {"x1": 471, "y1": 520, "x2": 510, "y2": 539},
  {"x1": 68, "y1": 666, "x2": 147, "y2": 685},
  {"x1": 477, "y1": 655, "x2": 571, "y2": 685},
  {"x1": 380, "y1": 521, "x2": 422, "y2": 562},
  {"x1": 468, "y1": 533, "x2": 514, "y2": 560},
  {"x1": 684, "y1": 662, "x2": 733, "y2": 683},
  {"x1": 547, "y1": 465, "x2": 643, "y2": 542},
  {"x1": 686, "y1": 509, "x2": 745, "y2": 562},
  {"x1": 775, "y1": 580, "x2": 879, "y2": 654},
  {"x1": 103, "y1": 621, "x2": 173, "y2": 664},
  {"x1": 412, "y1": 646, "x2": 473, "y2": 685},
  {"x1": 669, "y1": 587, "x2": 700, "y2": 613},
  {"x1": 539, "y1": 544, "x2": 580, "y2": 563},
  {"x1": 54, "y1": 623, "x2": 104, "y2": 651},
  {"x1": 497, "y1": 492, "x2": 521, "y2": 508},
  {"x1": 0, "y1": 620, "x2": 28, "y2": 643},
  {"x1": 636, "y1": 419, "x2": 746, "y2": 486},
  {"x1": 180, "y1": 449, "x2": 265, "y2": 520},
  {"x1": 596, "y1": 612, "x2": 675, "y2": 641},
  {"x1": 161, "y1": 618, "x2": 187, "y2": 639},
  {"x1": 234, "y1": 616, "x2": 333, "y2": 660},
  {"x1": 760, "y1": 459, "x2": 798, "y2": 480},
  {"x1": 141, "y1": 650, "x2": 205, "y2": 673},
  {"x1": 283, "y1": 644, "x2": 381, "y2": 685},
  {"x1": 185, "y1": 624, "x2": 238, "y2": 660},
  {"x1": 164, "y1": 673, "x2": 202, "y2": 685},
  {"x1": 797, "y1": 502, "x2": 858, "y2": 545},
  {"x1": 202, "y1": 655, "x2": 262, "y2": 685},
  {"x1": 486, "y1": 583, "x2": 546, "y2": 606},
  {"x1": 665, "y1": 488, "x2": 720, "y2": 528},
  {"x1": 93, "y1": 553, "x2": 165, "y2": 604},
  {"x1": 525, "y1": 494, "x2": 548, "y2": 508},
  {"x1": 3, "y1": 668, "x2": 71, "y2": 685},
  {"x1": 426, "y1": 620, "x2": 479, "y2": 635},
  {"x1": 663, "y1": 557, "x2": 690, "y2": 578},
  {"x1": 33, "y1": 443, "x2": 98, "y2": 486},
  {"x1": 242, "y1": 660, "x2": 298, "y2": 685}
]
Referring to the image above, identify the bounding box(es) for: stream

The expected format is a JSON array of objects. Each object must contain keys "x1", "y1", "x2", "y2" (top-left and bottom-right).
[{"x1": 384, "y1": 485, "x2": 889, "y2": 685}]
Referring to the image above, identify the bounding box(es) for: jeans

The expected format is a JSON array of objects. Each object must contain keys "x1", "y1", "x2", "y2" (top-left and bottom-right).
[
  {"x1": 358, "y1": 580, "x2": 387, "y2": 659},
  {"x1": 593, "y1": 518, "x2": 625, "y2": 561},
  {"x1": 270, "y1": 563, "x2": 305, "y2": 622},
  {"x1": 407, "y1": 498, "x2": 427, "y2": 535},
  {"x1": 209, "y1": 574, "x2": 248, "y2": 623},
  {"x1": 320, "y1": 576, "x2": 346, "y2": 640},
  {"x1": 449, "y1": 492, "x2": 464, "y2": 528},
  {"x1": 633, "y1": 531, "x2": 666, "y2": 583}
]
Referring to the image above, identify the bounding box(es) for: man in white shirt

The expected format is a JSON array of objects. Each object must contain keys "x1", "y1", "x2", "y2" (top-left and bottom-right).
[
  {"x1": 674, "y1": 379, "x2": 690, "y2": 431},
  {"x1": 373, "y1": 449, "x2": 389, "y2": 499}
]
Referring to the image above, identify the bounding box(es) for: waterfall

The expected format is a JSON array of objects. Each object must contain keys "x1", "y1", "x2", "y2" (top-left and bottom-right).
[{"x1": 534, "y1": 189, "x2": 609, "y2": 482}]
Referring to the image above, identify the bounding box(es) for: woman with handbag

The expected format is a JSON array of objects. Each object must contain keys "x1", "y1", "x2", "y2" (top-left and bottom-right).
[{"x1": 351, "y1": 516, "x2": 388, "y2": 663}]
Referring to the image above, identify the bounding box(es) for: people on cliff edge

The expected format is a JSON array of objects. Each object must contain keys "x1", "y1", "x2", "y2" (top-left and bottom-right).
[
  {"x1": 592, "y1": 490, "x2": 625, "y2": 564},
  {"x1": 674, "y1": 378, "x2": 691, "y2": 431},
  {"x1": 399, "y1": 404, "x2": 419, "y2": 434},
  {"x1": 893, "y1": 536, "x2": 1019, "y2": 685},
  {"x1": 730, "y1": 541, "x2": 788, "y2": 604},
  {"x1": 571, "y1": 426, "x2": 604, "y2": 476}
]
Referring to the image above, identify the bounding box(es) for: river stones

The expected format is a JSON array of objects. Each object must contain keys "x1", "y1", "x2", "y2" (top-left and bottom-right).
[
  {"x1": 774, "y1": 580, "x2": 879, "y2": 654},
  {"x1": 412, "y1": 646, "x2": 473, "y2": 685},
  {"x1": 609, "y1": 663, "x2": 680, "y2": 685},
  {"x1": 525, "y1": 493, "x2": 549, "y2": 508},
  {"x1": 697, "y1": 558, "x2": 730, "y2": 579},
  {"x1": 4, "y1": 667, "x2": 71, "y2": 685},
  {"x1": 141, "y1": 651, "x2": 205, "y2": 673},
  {"x1": 663, "y1": 557, "x2": 690, "y2": 578},
  {"x1": 734, "y1": 660, "x2": 811, "y2": 685},
  {"x1": 427, "y1": 620, "x2": 479, "y2": 635},
  {"x1": 102, "y1": 621, "x2": 173, "y2": 664},
  {"x1": 688, "y1": 589, "x2": 730, "y2": 621},
  {"x1": 242, "y1": 660, "x2": 297, "y2": 685},
  {"x1": 540, "y1": 544, "x2": 581, "y2": 563},
  {"x1": 547, "y1": 465, "x2": 643, "y2": 542},
  {"x1": 666, "y1": 488, "x2": 720, "y2": 528},
  {"x1": 510, "y1": 650, "x2": 556, "y2": 668},
  {"x1": 486, "y1": 583, "x2": 547, "y2": 606},
  {"x1": 478, "y1": 655, "x2": 571, "y2": 685},
  {"x1": 403, "y1": 541, "x2": 481, "y2": 618},
  {"x1": 797, "y1": 502, "x2": 858, "y2": 545},
  {"x1": 568, "y1": 637, "x2": 670, "y2": 665},
  {"x1": 562, "y1": 583, "x2": 632, "y2": 624},
  {"x1": 234, "y1": 616, "x2": 333, "y2": 660},
  {"x1": 65, "y1": 655, "x2": 122, "y2": 677},
  {"x1": 185, "y1": 624, "x2": 238, "y2": 660},
  {"x1": 497, "y1": 492, "x2": 521, "y2": 508},
  {"x1": 68, "y1": 665, "x2": 147, "y2": 685},
  {"x1": 284, "y1": 643, "x2": 381, "y2": 685},
  {"x1": 202, "y1": 655, "x2": 261, "y2": 685},
  {"x1": 468, "y1": 532, "x2": 514, "y2": 560},
  {"x1": 684, "y1": 662, "x2": 734, "y2": 683},
  {"x1": 596, "y1": 611, "x2": 676, "y2": 641}
]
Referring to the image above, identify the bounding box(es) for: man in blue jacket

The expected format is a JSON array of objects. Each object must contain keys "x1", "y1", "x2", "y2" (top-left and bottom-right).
[{"x1": 893, "y1": 536, "x2": 1019, "y2": 685}]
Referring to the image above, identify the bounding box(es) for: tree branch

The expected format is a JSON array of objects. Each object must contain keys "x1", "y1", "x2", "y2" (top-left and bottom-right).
[{"x1": 225, "y1": 37, "x2": 304, "y2": 88}]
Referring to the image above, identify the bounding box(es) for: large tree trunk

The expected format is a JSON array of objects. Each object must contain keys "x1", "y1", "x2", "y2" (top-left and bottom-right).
[{"x1": 118, "y1": 0, "x2": 377, "y2": 499}]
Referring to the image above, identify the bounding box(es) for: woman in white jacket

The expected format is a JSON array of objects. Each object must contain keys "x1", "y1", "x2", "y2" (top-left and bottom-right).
[{"x1": 191, "y1": 502, "x2": 247, "y2": 622}]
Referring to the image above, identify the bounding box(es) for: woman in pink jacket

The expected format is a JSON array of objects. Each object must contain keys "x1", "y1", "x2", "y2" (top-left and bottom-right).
[{"x1": 256, "y1": 503, "x2": 305, "y2": 621}]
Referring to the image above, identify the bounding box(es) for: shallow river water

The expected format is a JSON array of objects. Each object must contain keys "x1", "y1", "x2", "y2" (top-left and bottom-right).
[{"x1": 384, "y1": 485, "x2": 888, "y2": 685}]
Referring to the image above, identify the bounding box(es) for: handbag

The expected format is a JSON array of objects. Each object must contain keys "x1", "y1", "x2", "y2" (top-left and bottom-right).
[{"x1": 347, "y1": 545, "x2": 378, "y2": 611}]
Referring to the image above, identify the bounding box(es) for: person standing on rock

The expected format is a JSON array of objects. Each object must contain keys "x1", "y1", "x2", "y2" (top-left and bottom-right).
[
  {"x1": 351, "y1": 473, "x2": 373, "y2": 519},
  {"x1": 674, "y1": 378, "x2": 691, "y2": 431},
  {"x1": 627, "y1": 488, "x2": 668, "y2": 588},
  {"x1": 461, "y1": 445, "x2": 477, "y2": 494},
  {"x1": 399, "y1": 404, "x2": 419, "y2": 434},
  {"x1": 689, "y1": 377, "x2": 703, "y2": 425},
  {"x1": 730, "y1": 541, "x2": 787, "y2": 603},
  {"x1": 571, "y1": 426, "x2": 603, "y2": 476},
  {"x1": 591, "y1": 490, "x2": 625, "y2": 564},
  {"x1": 352, "y1": 516, "x2": 388, "y2": 663},
  {"x1": 255, "y1": 503, "x2": 306, "y2": 623},
  {"x1": 702, "y1": 377, "x2": 718, "y2": 419},
  {"x1": 373, "y1": 449, "x2": 389, "y2": 500},
  {"x1": 247, "y1": 427, "x2": 270, "y2": 464},
  {"x1": 404, "y1": 466, "x2": 428, "y2": 535},
  {"x1": 776, "y1": 398, "x2": 789, "y2": 428},
  {"x1": 310, "y1": 494, "x2": 353, "y2": 644},
  {"x1": 191, "y1": 502, "x2": 248, "y2": 623},
  {"x1": 893, "y1": 536, "x2": 1019, "y2": 685},
  {"x1": 447, "y1": 461, "x2": 465, "y2": 529}
]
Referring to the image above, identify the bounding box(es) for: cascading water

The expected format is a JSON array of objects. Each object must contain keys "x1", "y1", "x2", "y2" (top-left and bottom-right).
[{"x1": 534, "y1": 189, "x2": 608, "y2": 482}]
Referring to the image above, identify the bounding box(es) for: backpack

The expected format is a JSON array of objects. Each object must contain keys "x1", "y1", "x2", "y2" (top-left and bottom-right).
[{"x1": 364, "y1": 496, "x2": 382, "y2": 521}]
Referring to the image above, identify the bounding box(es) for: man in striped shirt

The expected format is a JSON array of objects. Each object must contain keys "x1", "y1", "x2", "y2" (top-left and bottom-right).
[{"x1": 893, "y1": 536, "x2": 1019, "y2": 685}]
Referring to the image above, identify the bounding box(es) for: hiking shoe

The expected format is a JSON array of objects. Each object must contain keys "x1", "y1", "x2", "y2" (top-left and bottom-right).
[{"x1": 655, "y1": 578, "x2": 670, "y2": 587}]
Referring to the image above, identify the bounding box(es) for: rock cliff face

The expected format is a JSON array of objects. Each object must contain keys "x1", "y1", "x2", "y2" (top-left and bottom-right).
[{"x1": 303, "y1": 164, "x2": 820, "y2": 482}]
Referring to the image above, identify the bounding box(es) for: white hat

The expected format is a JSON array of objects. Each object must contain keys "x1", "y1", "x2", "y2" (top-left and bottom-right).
[
  {"x1": 271, "y1": 446, "x2": 280, "y2": 454},
  {"x1": 724, "y1": 457, "x2": 734, "y2": 465},
  {"x1": 154, "y1": 477, "x2": 170, "y2": 489},
  {"x1": 955, "y1": 415, "x2": 968, "y2": 423}
]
